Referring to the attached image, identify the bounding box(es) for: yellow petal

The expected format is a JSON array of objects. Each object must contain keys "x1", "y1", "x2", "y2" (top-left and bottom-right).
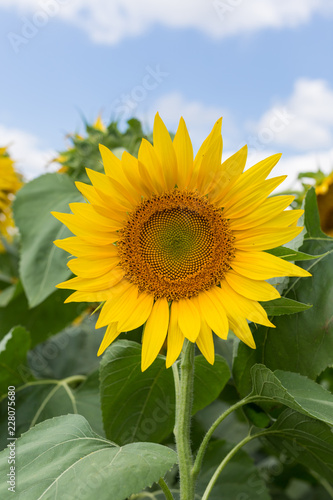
[
  {"x1": 196, "y1": 320, "x2": 215, "y2": 365},
  {"x1": 218, "y1": 281, "x2": 275, "y2": 328},
  {"x1": 256, "y1": 209, "x2": 304, "y2": 228},
  {"x1": 173, "y1": 117, "x2": 194, "y2": 189},
  {"x1": 97, "y1": 322, "x2": 120, "y2": 356},
  {"x1": 51, "y1": 212, "x2": 119, "y2": 244},
  {"x1": 196, "y1": 135, "x2": 223, "y2": 194},
  {"x1": 225, "y1": 270, "x2": 280, "y2": 301},
  {"x1": 177, "y1": 298, "x2": 201, "y2": 342},
  {"x1": 234, "y1": 226, "x2": 303, "y2": 251},
  {"x1": 228, "y1": 315, "x2": 256, "y2": 349},
  {"x1": 75, "y1": 181, "x2": 128, "y2": 220},
  {"x1": 64, "y1": 289, "x2": 114, "y2": 303},
  {"x1": 210, "y1": 145, "x2": 247, "y2": 203},
  {"x1": 231, "y1": 250, "x2": 312, "y2": 280},
  {"x1": 122, "y1": 151, "x2": 151, "y2": 199},
  {"x1": 221, "y1": 176, "x2": 287, "y2": 218},
  {"x1": 229, "y1": 195, "x2": 295, "y2": 231},
  {"x1": 141, "y1": 298, "x2": 169, "y2": 371},
  {"x1": 57, "y1": 267, "x2": 124, "y2": 292},
  {"x1": 138, "y1": 138, "x2": 165, "y2": 194},
  {"x1": 86, "y1": 168, "x2": 134, "y2": 210},
  {"x1": 96, "y1": 282, "x2": 137, "y2": 328},
  {"x1": 166, "y1": 301, "x2": 185, "y2": 368},
  {"x1": 99, "y1": 144, "x2": 127, "y2": 182},
  {"x1": 221, "y1": 153, "x2": 282, "y2": 206},
  {"x1": 116, "y1": 292, "x2": 154, "y2": 331},
  {"x1": 54, "y1": 237, "x2": 118, "y2": 258},
  {"x1": 153, "y1": 113, "x2": 178, "y2": 190},
  {"x1": 67, "y1": 256, "x2": 120, "y2": 278},
  {"x1": 69, "y1": 202, "x2": 122, "y2": 229},
  {"x1": 189, "y1": 118, "x2": 222, "y2": 190},
  {"x1": 196, "y1": 290, "x2": 229, "y2": 339}
]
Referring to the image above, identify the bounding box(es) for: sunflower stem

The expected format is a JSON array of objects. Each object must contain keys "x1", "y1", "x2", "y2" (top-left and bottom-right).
[{"x1": 173, "y1": 339, "x2": 195, "y2": 500}]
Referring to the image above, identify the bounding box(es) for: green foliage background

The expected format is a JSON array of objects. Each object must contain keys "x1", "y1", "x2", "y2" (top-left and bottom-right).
[{"x1": 0, "y1": 118, "x2": 333, "y2": 500}]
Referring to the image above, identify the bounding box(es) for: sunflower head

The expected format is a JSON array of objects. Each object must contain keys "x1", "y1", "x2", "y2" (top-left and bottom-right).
[
  {"x1": 0, "y1": 148, "x2": 22, "y2": 252},
  {"x1": 53, "y1": 113, "x2": 311, "y2": 371}
]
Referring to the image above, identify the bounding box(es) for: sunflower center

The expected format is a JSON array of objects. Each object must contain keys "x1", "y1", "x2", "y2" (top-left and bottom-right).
[
  {"x1": 140, "y1": 208, "x2": 214, "y2": 280},
  {"x1": 117, "y1": 190, "x2": 235, "y2": 300}
]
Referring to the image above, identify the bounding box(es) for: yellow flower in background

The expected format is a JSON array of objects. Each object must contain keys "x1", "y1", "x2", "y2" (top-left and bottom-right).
[
  {"x1": 53, "y1": 114, "x2": 311, "y2": 370},
  {"x1": 93, "y1": 115, "x2": 106, "y2": 132},
  {"x1": 316, "y1": 172, "x2": 333, "y2": 236},
  {"x1": 0, "y1": 148, "x2": 22, "y2": 252}
]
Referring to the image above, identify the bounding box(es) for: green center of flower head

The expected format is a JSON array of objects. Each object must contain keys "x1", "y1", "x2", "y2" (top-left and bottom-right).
[
  {"x1": 117, "y1": 189, "x2": 235, "y2": 301},
  {"x1": 140, "y1": 208, "x2": 214, "y2": 281}
]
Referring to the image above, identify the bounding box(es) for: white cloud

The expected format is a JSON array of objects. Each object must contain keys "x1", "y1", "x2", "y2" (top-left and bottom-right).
[
  {"x1": 2, "y1": 0, "x2": 333, "y2": 45},
  {"x1": 251, "y1": 79, "x2": 333, "y2": 151},
  {"x1": 0, "y1": 124, "x2": 56, "y2": 180}
]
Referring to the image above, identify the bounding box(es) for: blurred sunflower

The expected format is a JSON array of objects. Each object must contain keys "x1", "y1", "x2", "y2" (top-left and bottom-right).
[
  {"x1": 0, "y1": 148, "x2": 22, "y2": 252},
  {"x1": 315, "y1": 172, "x2": 333, "y2": 236},
  {"x1": 53, "y1": 114, "x2": 310, "y2": 370}
]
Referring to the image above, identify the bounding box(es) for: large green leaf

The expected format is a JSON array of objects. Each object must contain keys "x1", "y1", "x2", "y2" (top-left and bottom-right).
[
  {"x1": 0, "y1": 327, "x2": 31, "y2": 395},
  {"x1": 196, "y1": 440, "x2": 271, "y2": 500},
  {"x1": 0, "y1": 371, "x2": 103, "y2": 450},
  {"x1": 263, "y1": 409, "x2": 333, "y2": 485},
  {"x1": 249, "y1": 364, "x2": 333, "y2": 426},
  {"x1": 13, "y1": 173, "x2": 82, "y2": 307},
  {"x1": 0, "y1": 414, "x2": 177, "y2": 500},
  {"x1": 100, "y1": 340, "x2": 230, "y2": 445}
]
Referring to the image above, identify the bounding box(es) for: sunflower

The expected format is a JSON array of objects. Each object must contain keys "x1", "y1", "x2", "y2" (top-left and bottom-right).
[
  {"x1": 53, "y1": 114, "x2": 311, "y2": 370},
  {"x1": 316, "y1": 172, "x2": 333, "y2": 236},
  {"x1": 0, "y1": 148, "x2": 22, "y2": 251}
]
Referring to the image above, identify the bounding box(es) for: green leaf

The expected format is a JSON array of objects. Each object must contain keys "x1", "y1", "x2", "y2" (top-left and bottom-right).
[
  {"x1": 304, "y1": 187, "x2": 331, "y2": 240},
  {"x1": 196, "y1": 440, "x2": 270, "y2": 500},
  {"x1": 261, "y1": 297, "x2": 312, "y2": 316},
  {"x1": 0, "y1": 281, "x2": 23, "y2": 307},
  {"x1": 100, "y1": 340, "x2": 175, "y2": 445},
  {"x1": 0, "y1": 414, "x2": 177, "y2": 499},
  {"x1": 13, "y1": 173, "x2": 82, "y2": 307},
  {"x1": 249, "y1": 364, "x2": 333, "y2": 426},
  {"x1": 29, "y1": 316, "x2": 106, "y2": 379},
  {"x1": 263, "y1": 409, "x2": 333, "y2": 484},
  {"x1": 0, "y1": 327, "x2": 31, "y2": 395},
  {"x1": 0, "y1": 372, "x2": 103, "y2": 450},
  {"x1": 0, "y1": 288, "x2": 83, "y2": 347},
  {"x1": 100, "y1": 340, "x2": 230, "y2": 445},
  {"x1": 266, "y1": 246, "x2": 326, "y2": 261},
  {"x1": 0, "y1": 242, "x2": 19, "y2": 288},
  {"x1": 192, "y1": 355, "x2": 230, "y2": 414}
]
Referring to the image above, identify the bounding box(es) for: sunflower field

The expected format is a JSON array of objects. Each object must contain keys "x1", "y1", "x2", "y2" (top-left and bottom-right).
[{"x1": 0, "y1": 115, "x2": 333, "y2": 500}]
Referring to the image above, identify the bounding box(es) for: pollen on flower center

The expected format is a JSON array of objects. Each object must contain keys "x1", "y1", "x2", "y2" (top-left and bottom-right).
[{"x1": 117, "y1": 190, "x2": 235, "y2": 300}]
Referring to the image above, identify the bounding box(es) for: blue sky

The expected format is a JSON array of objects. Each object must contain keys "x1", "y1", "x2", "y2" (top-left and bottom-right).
[{"x1": 1, "y1": 0, "x2": 333, "y2": 186}]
